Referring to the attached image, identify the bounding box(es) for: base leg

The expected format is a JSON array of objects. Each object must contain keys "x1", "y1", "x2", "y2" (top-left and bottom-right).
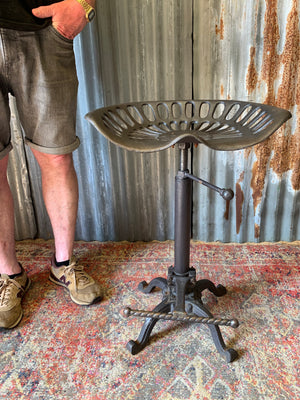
[
  {"x1": 187, "y1": 299, "x2": 238, "y2": 363},
  {"x1": 194, "y1": 279, "x2": 227, "y2": 297},
  {"x1": 126, "y1": 299, "x2": 171, "y2": 355},
  {"x1": 138, "y1": 277, "x2": 168, "y2": 293}
]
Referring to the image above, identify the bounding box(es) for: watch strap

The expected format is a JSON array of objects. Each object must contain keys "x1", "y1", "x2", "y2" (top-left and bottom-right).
[{"x1": 74, "y1": 0, "x2": 95, "y2": 22}]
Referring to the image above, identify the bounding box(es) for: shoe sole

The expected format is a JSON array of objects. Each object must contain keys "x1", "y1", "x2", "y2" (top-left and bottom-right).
[
  {"x1": 2, "y1": 277, "x2": 31, "y2": 329},
  {"x1": 49, "y1": 272, "x2": 102, "y2": 306}
]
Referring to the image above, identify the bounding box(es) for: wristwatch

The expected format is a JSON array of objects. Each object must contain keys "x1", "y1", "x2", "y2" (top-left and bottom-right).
[{"x1": 75, "y1": 0, "x2": 96, "y2": 22}]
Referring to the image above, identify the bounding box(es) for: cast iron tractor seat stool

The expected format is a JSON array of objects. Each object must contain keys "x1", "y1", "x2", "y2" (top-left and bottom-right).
[{"x1": 86, "y1": 100, "x2": 291, "y2": 363}]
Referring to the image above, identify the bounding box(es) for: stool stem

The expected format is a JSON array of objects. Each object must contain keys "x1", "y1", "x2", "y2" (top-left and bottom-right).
[{"x1": 174, "y1": 145, "x2": 192, "y2": 275}]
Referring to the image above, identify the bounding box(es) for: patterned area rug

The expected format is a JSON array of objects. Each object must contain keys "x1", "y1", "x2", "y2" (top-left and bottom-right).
[{"x1": 0, "y1": 239, "x2": 299, "y2": 399}]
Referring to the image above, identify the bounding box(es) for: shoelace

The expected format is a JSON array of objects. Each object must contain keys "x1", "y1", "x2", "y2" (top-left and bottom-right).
[
  {"x1": 62, "y1": 262, "x2": 90, "y2": 286},
  {"x1": 0, "y1": 276, "x2": 23, "y2": 307}
]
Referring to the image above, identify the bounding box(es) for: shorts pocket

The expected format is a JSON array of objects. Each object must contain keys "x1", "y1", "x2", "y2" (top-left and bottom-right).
[{"x1": 49, "y1": 25, "x2": 74, "y2": 44}]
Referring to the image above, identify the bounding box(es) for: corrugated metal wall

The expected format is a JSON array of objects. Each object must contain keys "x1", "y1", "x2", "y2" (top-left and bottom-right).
[
  {"x1": 193, "y1": 0, "x2": 300, "y2": 242},
  {"x1": 8, "y1": 0, "x2": 299, "y2": 243}
]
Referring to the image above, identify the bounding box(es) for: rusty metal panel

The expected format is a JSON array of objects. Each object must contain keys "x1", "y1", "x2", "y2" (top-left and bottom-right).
[{"x1": 193, "y1": 0, "x2": 299, "y2": 242}]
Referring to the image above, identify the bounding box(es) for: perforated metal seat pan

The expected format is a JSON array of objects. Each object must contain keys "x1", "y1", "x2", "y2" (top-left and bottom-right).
[{"x1": 85, "y1": 100, "x2": 292, "y2": 152}]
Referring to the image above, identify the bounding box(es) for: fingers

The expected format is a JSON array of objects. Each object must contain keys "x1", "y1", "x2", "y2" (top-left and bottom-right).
[{"x1": 32, "y1": 5, "x2": 54, "y2": 19}]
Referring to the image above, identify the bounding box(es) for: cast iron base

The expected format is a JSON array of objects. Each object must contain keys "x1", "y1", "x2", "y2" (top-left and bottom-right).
[{"x1": 125, "y1": 266, "x2": 239, "y2": 363}]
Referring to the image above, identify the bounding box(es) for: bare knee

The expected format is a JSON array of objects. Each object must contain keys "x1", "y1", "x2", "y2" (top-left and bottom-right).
[{"x1": 32, "y1": 150, "x2": 75, "y2": 175}]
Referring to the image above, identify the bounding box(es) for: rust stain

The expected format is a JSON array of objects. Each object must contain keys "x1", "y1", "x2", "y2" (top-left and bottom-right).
[
  {"x1": 250, "y1": 0, "x2": 300, "y2": 215},
  {"x1": 277, "y1": 2, "x2": 300, "y2": 110},
  {"x1": 220, "y1": 84, "x2": 224, "y2": 97},
  {"x1": 235, "y1": 183, "x2": 244, "y2": 234},
  {"x1": 238, "y1": 171, "x2": 245, "y2": 183},
  {"x1": 273, "y1": 0, "x2": 300, "y2": 190},
  {"x1": 246, "y1": 46, "x2": 259, "y2": 93},
  {"x1": 251, "y1": 142, "x2": 272, "y2": 213},
  {"x1": 260, "y1": 0, "x2": 281, "y2": 105},
  {"x1": 235, "y1": 172, "x2": 245, "y2": 234},
  {"x1": 224, "y1": 199, "x2": 230, "y2": 220},
  {"x1": 255, "y1": 223, "x2": 260, "y2": 239},
  {"x1": 244, "y1": 147, "x2": 252, "y2": 160},
  {"x1": 215, "y1": 6, "x2": 225, "y2": 40}
]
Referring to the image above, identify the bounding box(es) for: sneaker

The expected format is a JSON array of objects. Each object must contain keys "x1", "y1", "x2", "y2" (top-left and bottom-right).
[
  {"x1": 49, "y1": 255, "x2": 102, "y2": 305},
  {"x1": 0, "y1": 266, "x2": 31, "y2": 329}
]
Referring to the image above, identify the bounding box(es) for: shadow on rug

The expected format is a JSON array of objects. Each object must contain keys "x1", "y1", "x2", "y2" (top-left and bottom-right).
[{"x1": 0, "y1": 239, "x2": 299, "y2": 400}]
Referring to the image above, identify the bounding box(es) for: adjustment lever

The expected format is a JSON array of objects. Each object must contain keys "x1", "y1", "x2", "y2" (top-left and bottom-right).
[{"x1": 184, "y1": 172, "x2": 234, "y2": 201}]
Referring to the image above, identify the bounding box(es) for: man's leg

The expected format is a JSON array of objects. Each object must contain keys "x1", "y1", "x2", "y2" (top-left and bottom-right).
[
  {"x1": 31, "y1": 148, "x2": 102, "y2": 305},
  {"x1": 0, "y1": 155, "x2": 21, "y2": 275},
  {"x1": 0, "y1": 154, "x2": 31, "y2": 329},
  {"x1": 31, "y1": 149, "x2": 78, "y2": 262}
]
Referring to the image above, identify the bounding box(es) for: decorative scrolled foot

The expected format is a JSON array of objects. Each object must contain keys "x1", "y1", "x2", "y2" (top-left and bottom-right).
[
  {"x1": 188, "y1": 299, "x2": 238, "y2": 363},
  {"x1": 126, "y1": 316, "x2": 158, "y2": 355},
  {"x1": 126, "y1": 300, "x2": 171, "y2": 355},
  {"x1": 208, "y1": 320, "x2": 239, "y2": 363},
  {"x1": 224, "y1": 348, "x2": 239, "y2": 363},
  {"x1": 126, "y1": 339, "x2": 147, "y2": 355},
  {"x1": 215, "y1": 284, "x2": 227, "y2": 296},
  {"x1": 138, "y1": 277, "x2": 168, "y2": 293},
  {"x1": 194, "y1": 279, "x2": 227, "y2": 297}
]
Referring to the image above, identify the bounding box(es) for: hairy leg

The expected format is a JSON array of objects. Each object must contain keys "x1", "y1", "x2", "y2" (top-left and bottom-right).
[
  {"x1": 0, "y1": 155, "x2": 21, "y2": 275},
  {"x1": 31, "y1": 149, "x2": 78, "y2": 262}
]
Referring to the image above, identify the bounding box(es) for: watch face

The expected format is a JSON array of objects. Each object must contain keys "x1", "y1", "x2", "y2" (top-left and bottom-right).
[{"x1": 88, "y1": 9, "x2": 96, "y2": 21}]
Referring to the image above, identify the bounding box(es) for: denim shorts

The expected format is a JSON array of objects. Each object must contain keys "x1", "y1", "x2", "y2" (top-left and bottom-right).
[{"x1": 0, "y1": 26, "x2": 80, "y2": 159}]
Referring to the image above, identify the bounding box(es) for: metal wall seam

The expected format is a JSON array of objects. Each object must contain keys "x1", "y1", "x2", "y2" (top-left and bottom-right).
[{"x1": 8, "y1": 98, "x2": 37, "y2": 240}]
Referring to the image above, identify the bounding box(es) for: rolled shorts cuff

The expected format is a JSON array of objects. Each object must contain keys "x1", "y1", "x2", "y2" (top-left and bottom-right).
[
  {"x1": 25, "y1": 136, "x2": 80, "y2": 155},
  {"x1": 0, "y1": 143, "x2": 13, "y2": 160}
]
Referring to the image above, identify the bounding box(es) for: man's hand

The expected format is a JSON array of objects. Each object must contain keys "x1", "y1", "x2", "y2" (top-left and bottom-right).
[{"x1": 32, "y1": 0, "x2": 91, "y2": 39}]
